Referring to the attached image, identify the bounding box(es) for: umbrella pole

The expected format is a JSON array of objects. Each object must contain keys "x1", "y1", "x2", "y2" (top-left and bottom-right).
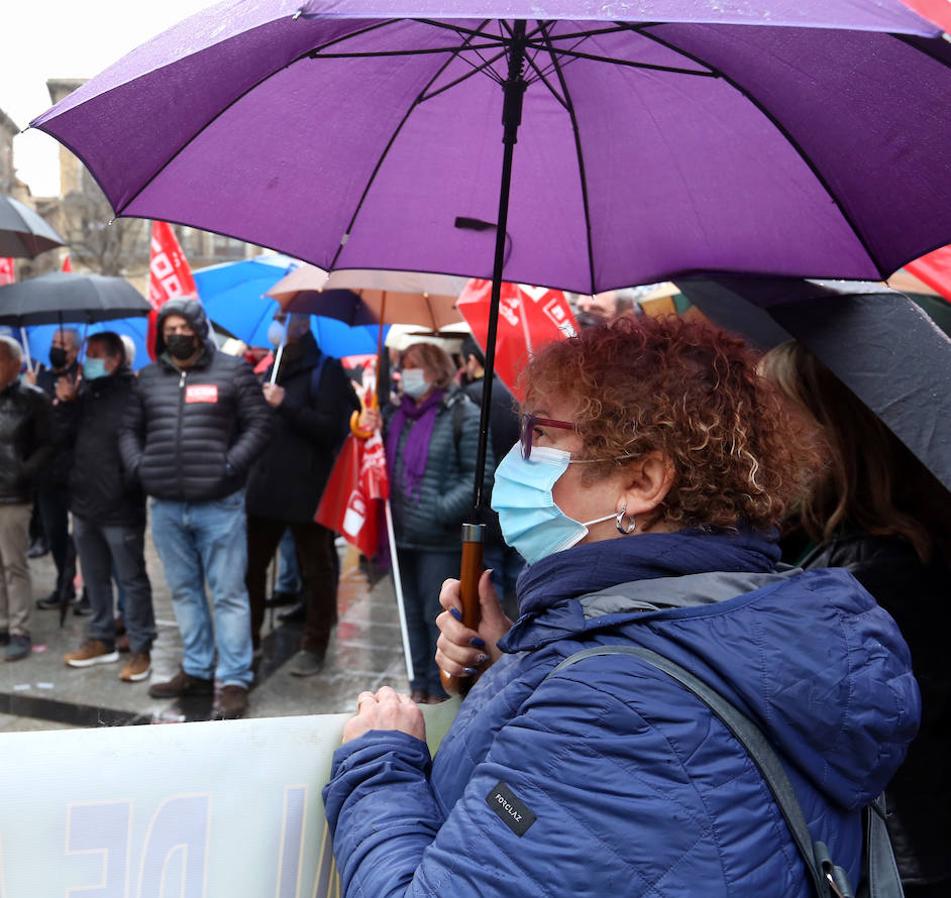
[
  {"x1": 269, "y1": 340, "x2": 286, "y2": 385},
  {"x1": 384, "y1": 498, "x2": 415, "y2": 684},
  {"x1": 19, "y1": 328, "x2": 34, "y2": 374},
  {"x1": 374, "y1": 292, "x2": 387, "y2": 408},
  {"x1": 443, "y1": 20, "x2": 527, "y2": 697}
]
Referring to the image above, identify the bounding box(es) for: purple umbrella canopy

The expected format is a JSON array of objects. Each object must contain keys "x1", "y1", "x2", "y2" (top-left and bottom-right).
[{"x1": 31, "y1": 1, "x2": 951, "y2": 294}]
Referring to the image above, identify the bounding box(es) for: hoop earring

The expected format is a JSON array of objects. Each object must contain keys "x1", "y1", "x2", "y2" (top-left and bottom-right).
[{"x1": 615, "y1": 506, "x2": 636, "y2": 535}]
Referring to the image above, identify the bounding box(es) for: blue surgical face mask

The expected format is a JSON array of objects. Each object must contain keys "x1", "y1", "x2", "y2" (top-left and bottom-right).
[
  {"x1": 490, "y1": 444, "x2": 615, "y2": 565},
  {"x1": 83, "y1": 358, "x2": 109, "y2": 381},
  {"x1": 401, "y1": 368, "x2": 429, "y2": 399}
]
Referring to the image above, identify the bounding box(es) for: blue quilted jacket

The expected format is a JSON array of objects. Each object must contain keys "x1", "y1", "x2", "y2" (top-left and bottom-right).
[{"x1": 324, "y1": 531, "x2": 919, "y2": 897}]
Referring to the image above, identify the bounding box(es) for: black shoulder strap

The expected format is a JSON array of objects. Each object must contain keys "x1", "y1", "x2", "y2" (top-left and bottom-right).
[
  {"x1": 547, "y1": 646, "x2": 903, "y2": 898},
  {"x1": 451, "y1": 394, "x2": 466, "y2": 449}
]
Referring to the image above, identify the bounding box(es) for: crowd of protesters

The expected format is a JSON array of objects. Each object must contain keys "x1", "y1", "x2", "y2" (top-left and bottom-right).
[{"x1": 0, "y1": 294, "x2": 948, "y2": 893}]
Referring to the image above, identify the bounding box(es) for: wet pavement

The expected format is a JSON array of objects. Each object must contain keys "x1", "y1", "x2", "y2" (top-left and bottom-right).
[{"x1": 0, "y1": 529, "x2": 409, "y2": 731}]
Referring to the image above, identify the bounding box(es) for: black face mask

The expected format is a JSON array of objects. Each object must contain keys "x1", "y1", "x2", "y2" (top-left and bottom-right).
[
  {"x1": 49, "y1": 346, "x2": 69, "y2": 369},
  {"x1": 165, "y1": 334, "x2": 198, "y2": 361}
]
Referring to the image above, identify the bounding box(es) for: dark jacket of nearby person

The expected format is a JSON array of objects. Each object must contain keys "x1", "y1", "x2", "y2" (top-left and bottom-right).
[
  {"x1": 384, "y1": 387, "x2": 486, "y2": 552},
  {"x1": 801, "y1": 531, "x2": 951, "y2": 890},
  {"x1": 118, "y1": 300, "x2": 271, "y2": 503},
  {"x1": 36, "y1": 359, "x2": 80, "y2": 488},
  {"x1": 58, "y1": 368, "x2": 145, "y2": 527},
  {"x1": 245, "y1": 331, "x2": 358, "y2": 523},
  {"x1": 324, "y1": 531, "x2": 919, "y2": 898},
  {"x1": 0, "y1": 380, "x2": 53, "y2": 504}
]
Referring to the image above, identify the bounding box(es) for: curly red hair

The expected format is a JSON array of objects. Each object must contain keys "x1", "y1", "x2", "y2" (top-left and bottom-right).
[{"x1": 523, "y1": 315, "x2": 819, "y2": 531}]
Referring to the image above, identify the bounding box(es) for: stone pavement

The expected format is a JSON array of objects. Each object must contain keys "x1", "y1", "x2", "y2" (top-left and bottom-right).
[{"x1": 0, "y1": 530, "x2": 409, "y2": 731}]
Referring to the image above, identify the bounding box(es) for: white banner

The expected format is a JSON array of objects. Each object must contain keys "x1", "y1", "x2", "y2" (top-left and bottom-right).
[{"x1": 0, "y1": 701, "x2": 459, "y2": 897}]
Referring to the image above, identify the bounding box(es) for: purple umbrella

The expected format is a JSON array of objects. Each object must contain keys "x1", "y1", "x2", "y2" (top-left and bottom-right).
[{"x1": 29, "y1": 2, "x2": 951, "y2": 510}]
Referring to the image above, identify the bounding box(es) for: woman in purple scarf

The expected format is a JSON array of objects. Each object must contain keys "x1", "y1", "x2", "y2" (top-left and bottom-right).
[{"x1": 362, "y1": 342, "x2": 484, "y2": 703}]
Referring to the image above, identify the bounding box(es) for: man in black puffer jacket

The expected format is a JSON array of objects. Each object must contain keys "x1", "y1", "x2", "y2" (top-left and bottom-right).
[
  {"x1": 119, "y1": 299, "x2": 271, "y2": 720},
  {"x1": 56, "y1": 332, "x2": 156, "y2": 684},
  {"x1": 245, "y1": 313, "x2": 359, "y2": 677}
]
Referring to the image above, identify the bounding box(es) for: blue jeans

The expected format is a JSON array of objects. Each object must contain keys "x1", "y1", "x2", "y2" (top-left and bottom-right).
[
  {"x1": 276, "y1": 528, "x2": 302, "y2": 594},
  {"x1": 150, "y1": 490, "x2": 253, "y2": 687}
]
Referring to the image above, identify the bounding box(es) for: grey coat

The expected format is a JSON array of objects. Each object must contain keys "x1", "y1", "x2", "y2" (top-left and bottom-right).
[{"x1": 387, "y1": 388, "x2": 490, "y2": 552}]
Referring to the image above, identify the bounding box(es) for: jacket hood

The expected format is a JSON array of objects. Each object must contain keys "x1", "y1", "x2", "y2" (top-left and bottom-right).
[
  {"x1": 154, "y1": 299, "x2": 215, "y2": 358},
  {"x1": 501, "y1": 532, "x2": 919, "y2": 812}
]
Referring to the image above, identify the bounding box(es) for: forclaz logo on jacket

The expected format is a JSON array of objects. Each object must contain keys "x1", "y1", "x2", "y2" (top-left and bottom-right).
[{"x1": 485, "y1": 781, "x2": 537, "y2": 837}]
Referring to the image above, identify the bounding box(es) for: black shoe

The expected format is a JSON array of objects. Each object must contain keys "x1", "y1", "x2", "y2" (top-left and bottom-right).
[
  {"x1": 148, "y1": 669, "x2": 214, "y2": 700},
  {"x1": 36, "y1": 590, "x2": 74, "y2": 611},
  {"x1": 0, "y1": 631, "x2": 8, "y2": 647},
  {"x1": 27, "y1": 539, "x2": 49, "y2": 559},
  {"x1": 277, "y1": 601, "x2": 306, "y2": 623},
  {"x1": 73, "y1": 594, "x2": 93, "y2": 617},
  {"x1": 265, "y1": 590, "x2": 301, "y2": 609},
  {"x1": 288, "y1": 649, "x2": 326, "y2": 678}
]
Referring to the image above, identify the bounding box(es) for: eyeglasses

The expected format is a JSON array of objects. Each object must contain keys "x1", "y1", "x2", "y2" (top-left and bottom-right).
[
  {"x1": 519, "y1": 414, "x2": 575, "y2": 460},
  {"x1": 519, "y1": 412, "x2": 639, "y2": 464}
]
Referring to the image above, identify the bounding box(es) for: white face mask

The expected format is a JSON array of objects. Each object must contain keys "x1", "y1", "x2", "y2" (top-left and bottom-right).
[{"x1": 401, "y1": 368, "x2": 429, "y2": 398}]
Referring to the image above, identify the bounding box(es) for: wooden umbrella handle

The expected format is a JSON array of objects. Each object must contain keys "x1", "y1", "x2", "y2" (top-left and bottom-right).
[{"x1": 440, "y1": 523, "x2": 485, "y2": 696}]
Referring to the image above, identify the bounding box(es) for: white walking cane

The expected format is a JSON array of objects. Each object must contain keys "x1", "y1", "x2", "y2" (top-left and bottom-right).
[
  {"x1": 384, "y1": 499, "x2": 415, "y2": 685},
  {"x1": 269, "y1": 339, "x2": 286, "y2": 386}
]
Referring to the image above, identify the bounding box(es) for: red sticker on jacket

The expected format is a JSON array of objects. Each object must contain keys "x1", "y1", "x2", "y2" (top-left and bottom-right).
[{"x1": 185, "y1": 384, "x2": 219, "y2": 404}]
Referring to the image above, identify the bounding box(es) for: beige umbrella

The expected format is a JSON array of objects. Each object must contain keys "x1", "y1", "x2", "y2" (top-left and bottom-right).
[{"x1": 266, "y1": 264, "x2": 467, "y2": 330}]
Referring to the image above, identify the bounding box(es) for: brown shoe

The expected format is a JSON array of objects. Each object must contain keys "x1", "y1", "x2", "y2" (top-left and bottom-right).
[
  {"x1": 119, "y1": 652, "x2": 151, "y2": 683},
  {"x1": 213, "y1": 685, "x2": 249, "y2": 720},
  {"x1": 64, "y1": 640, "x2": 119, "y2": 668},
  {"x1": 148, "y1": 668, "x2": 214, "y2": 699}
]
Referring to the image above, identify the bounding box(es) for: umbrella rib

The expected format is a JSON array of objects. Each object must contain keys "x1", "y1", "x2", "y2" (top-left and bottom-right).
[
  {"x1": 523, "y1": 43, "x2": 716, "y2": 76},
  {"x1": 419, "y1": 50, "x2": 509, "y2": 101},
  {"x1": 627, "y1": 25, "x2": 884, "y2": 276},
  {"x1": 311, "y1": 43, "x2": 509, "y2": 59},
  {"x1": 327, "y1": 20, "x2": 495, "y2": 271},
  {"x1": 522, "y1": 49, "x2": 569, "y2": 109},
  {"x1": 540, "y1": 24, "x2": 597, "y2": 295}
]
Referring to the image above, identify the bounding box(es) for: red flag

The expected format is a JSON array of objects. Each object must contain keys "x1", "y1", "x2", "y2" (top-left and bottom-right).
[
  {"x1": 0, "y1": 258, "x2": 14, "y2": 286},
  {"x1": 147, "y1": 221, "x2": 198, "y2": 359},
  {"x1": 458, "y1": 280, "x2": 578, "y2": 400},
  {"x1": 904, "y1": 244, "x2": 951, "y2": 304},
  {"x1": 315, "y1": 431, "x2": 389, "y2": 558},
  {"x1": 61, "y1": 254, "x2": 72, "y2": 273}
]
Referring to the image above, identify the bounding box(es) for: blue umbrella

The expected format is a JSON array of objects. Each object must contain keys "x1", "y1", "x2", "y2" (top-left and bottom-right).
[
  {"x1": 193, "y1": 254, "x2": 296, "y2": 346},
  {"x1": 24, "y1": 318, "x2": 150, "y2": 372}
]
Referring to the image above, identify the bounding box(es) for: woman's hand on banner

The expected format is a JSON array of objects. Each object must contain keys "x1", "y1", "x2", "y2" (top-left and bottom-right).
[
  {"x1": 342, "y1": 686, "x2": 425, "y2": 744},
  {"x1": 359, "y1": 408, "x2": 381, "y2": 432}
]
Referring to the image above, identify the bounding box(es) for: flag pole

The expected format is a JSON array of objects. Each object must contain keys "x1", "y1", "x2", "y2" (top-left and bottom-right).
[{"x1": 384, "y1": 496, "x2": 414, "y2": 684}]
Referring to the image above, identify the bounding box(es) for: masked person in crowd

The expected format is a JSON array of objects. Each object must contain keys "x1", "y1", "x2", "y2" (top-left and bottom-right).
[
  {"x1": 359, "y1": 341, "x2": 486, "y2": 704},
  {"x1": 460, "y1": 336, "x2": 522, "y2": 618},
  {"x1": 31, "y1": 327, "x2": 82, "y2": 613},
  {"x1": 325, "y1": 317, "x2": 918, "y2": 898},
  {"x1": 762, "y1": 341, "x2": 950, "y2": 898},
  {"x1": 119, "y1": 300, "x2": 271, "y2": 720},
  {"x1": 0, "y1": 337, "x2": 53, "y2": 662},
  {"x1": 55, "y1": 332, "x2": 156, "y2": 683},
  {"x1": 245, "y1": 312, "x2": 358, "y2": 676}
]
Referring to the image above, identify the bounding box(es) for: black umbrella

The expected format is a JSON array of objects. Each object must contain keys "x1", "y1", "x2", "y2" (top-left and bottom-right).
[
  {"x1": 0, "y1": 194, "x2": 66, "y2": 259},
  {"x1": 0, "y1": 272, "x2": 151, "y2": 327},
  {"x1": 677, "y1": 279, "x2": 951, "y2": 493}
]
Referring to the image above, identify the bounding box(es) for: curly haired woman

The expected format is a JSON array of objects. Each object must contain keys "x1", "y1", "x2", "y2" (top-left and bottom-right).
[{"x1": 324, "y1": 317, "x2": 919, "y2": 898}]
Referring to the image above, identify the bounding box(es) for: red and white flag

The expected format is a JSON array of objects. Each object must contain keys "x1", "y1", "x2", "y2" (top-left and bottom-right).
[
  {"x1": 0, "y1": 258, "x2": 14, "y2": 286},
  {"x1": 147, "y1": 221, "x2": 198, "y2": 359},
  {"x1": 905, "y1": 244, "x2": 951, "y2": 304},
  {"x1": 315, "y1": 431, "x2": 389, "y2": 558},
  {"x1": 458, "y1": 280, "x2": 578, "y2": 400}
]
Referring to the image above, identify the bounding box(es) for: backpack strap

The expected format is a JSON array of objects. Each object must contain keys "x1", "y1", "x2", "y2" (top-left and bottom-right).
[{"x1": 546, "y1": 646, "x2": 902, "y2": 898}]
